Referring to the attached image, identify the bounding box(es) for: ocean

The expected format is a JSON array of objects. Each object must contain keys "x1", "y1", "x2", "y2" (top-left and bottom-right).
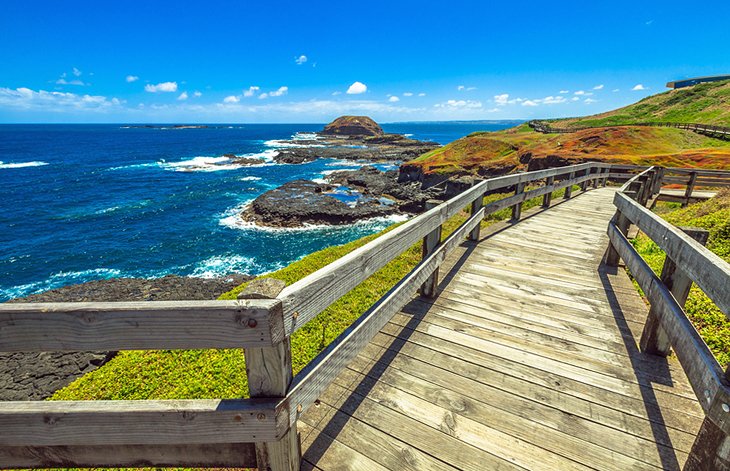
[{"x1": 0, "y1": 121, "x2": 520, "y2": 301}]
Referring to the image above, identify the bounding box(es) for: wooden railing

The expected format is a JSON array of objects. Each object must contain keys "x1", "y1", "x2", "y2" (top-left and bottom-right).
[
  {"x1": 528, "y1": 119, "x2": 730, "y2": 140},
  {"x1": 604, "y1": 167, "x2": 730, "y2": 471},
  {"x1": 0, "y1": 162, "x2": 611, "y2": 470}
]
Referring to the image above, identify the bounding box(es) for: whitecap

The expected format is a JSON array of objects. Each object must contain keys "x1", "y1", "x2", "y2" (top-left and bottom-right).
[
  {"x1": 1, "y1": 268, "x2": 122, "y2": 300},
  {"x1": 190, "y1": 255, "x2": 270, "y2": 278},
  {"x1": 108, "y1": 162, "x2": 158, "y2": 171},
  {"x1": 221, "y1": 211, "x2": 410, "y2": 233},
  {"x1": 239, "y1": 176, "x2": 262, "y2": 181},
  {"x1": 0, "y1": 161, "x2": 49, "y2": 169}
]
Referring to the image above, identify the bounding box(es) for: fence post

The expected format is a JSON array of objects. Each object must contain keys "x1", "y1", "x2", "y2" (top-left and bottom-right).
[
  {"x1": 684, "y1": 366, "x2": 730, "y2": 471},
  {"x1": 542, "y1": 175, "x2": 554, "y2": 208},
  {"x1": 468, "y1": 193, "x2": 483, "y2": 241},
  {"x1": 639, "y1": 227, "x2": 709, "y2": 357},
  {"x1": 420, "y1": 199, "x2": 443, "y2": 298},
  {"x1": 564, "y1": 171, "x2": 575, "y2": 199},
  {"x1": 580, "y1": 169, "x2": 590, "y2": 191},
  {"x1": 604, "y1": 209, "x2": 631, "y2": 267},
  {"x1": 511, "y1": 182, "x2": 525, "y2": 222},
  {"x1": 684, "y1": 171, "x2": 698, "y2": 207},
  {"x1": 240, "y1": 283, "x2": 300, "y2": 471},
  {"x1": 652, "y1": 167, "x2": 665, "y2": 194},
  {"x1": 592, "y1": 167, "x2": 600, "y2": 189}
]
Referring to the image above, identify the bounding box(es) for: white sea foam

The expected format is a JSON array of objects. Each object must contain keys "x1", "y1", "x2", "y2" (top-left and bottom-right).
[
  {"x1": 190, "y1": 255, "x2": 268, "y2": 278},
  {"x1": 220, "y1": 208, "x2": 410, "y2": 233},
  {"x1": 1, "y1": 268, "x2": 122, "y2": 300},
  {"x1": 239, "y1": 176, "x2": 262, "y2": 181},
  {"x1": 108, "y1": 162, "x2": 158, "y2": 171},
  {"x1": 94, "y1": 206, "x2": 121, "y2": 215},
  {"x1": 0, "y1": 161, "x2": 49, "y2": 169},
  {"x1": 325, "y1": 160, "x2": 365, "y2": 167}
]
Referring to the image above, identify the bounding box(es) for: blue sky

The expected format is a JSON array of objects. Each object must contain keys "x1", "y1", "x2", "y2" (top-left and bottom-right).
[{"x1": 1, "y1": 0, "x2": 729, "y2": 123}]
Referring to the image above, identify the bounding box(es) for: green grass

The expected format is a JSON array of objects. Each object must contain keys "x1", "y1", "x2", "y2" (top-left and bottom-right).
[{"x1": 629, "y1": 190, "x2": 730, "y2": 367}]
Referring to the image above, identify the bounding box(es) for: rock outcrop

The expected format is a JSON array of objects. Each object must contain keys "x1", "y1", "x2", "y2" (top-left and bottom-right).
[{"x1": 321, "y1": 116, "x2": 384, "y2": 136}]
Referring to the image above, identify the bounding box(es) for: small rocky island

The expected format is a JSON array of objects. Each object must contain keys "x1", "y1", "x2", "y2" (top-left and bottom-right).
[{"x1": 241, "y1": 116, "x2": 443, "y2": 228}]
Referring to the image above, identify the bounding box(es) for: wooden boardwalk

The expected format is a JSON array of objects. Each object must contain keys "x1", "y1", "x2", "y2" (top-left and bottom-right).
[{"x1": 298, "y1": 187, "x2": 704, "y2": 471}]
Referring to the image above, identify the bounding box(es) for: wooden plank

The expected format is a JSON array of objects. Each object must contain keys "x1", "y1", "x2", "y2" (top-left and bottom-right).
[
  {"x1": 607, "y1": 222, "x2": 730, "y2": 428},
  {"x1": 0, "y1": 398, "x2": 282, "y2": 446},
  {"x1": 299, "y1": 421, "x2": 390, "y2": 471},
  {"x1": 284, "y1": 208, "x2": 485, "y2": 424},
  {"x1": 614, "y1": 191, "x2": 730, "y2": 317},
  {"x1": 0, "y1": 443, "x2": 257, "y2": 469},
  {"x1": 0, "y1": 299, "x2": 283, "y2": 351}
]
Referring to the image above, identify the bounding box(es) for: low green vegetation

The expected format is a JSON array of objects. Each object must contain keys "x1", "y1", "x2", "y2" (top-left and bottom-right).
[
  {"x1": 553, "y1": 80, "x2": 730, "y2": 128},
  {"x1": 52, "y1": 187, "x2": 571, "y2": 402},
  {"x1": 630, "y1": 190, "x2": 730, "y2": 367}
]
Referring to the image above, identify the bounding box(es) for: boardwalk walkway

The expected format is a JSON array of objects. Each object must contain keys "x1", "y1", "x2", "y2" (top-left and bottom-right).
[{"x1": 299, "y1": 187, "x2": 704, "y2": 471}]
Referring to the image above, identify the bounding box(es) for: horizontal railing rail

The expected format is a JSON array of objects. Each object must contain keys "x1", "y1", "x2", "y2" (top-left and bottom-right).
[
  {"x1": 604, "y1": 167, "x2": 730, "y2": 471},
  {"x1": 0, "y1": 161, "x2": 612, "y2": 470},
  {"x1": 529, "y1": 120, "x2": 730, "y2": 140}
]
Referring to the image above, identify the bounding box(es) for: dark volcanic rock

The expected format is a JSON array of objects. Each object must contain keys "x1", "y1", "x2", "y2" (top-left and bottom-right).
[
  {"x1": 1, "y1": 274, "x2": 252, "y2": 401},
  {"x1": 242, "y1": 179, "x2": 396, "y2": 227},
  {"x1": 321, "y1": 116, "x2": 384, "y2": 136},
  {"x1": 273, "y1": 150, "x2": 319, "y2": 164}
]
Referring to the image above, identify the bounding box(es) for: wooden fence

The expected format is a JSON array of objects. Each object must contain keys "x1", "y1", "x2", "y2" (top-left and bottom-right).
[
  {"x1": 604, "y1": 167, "x2": 730, "y2": 471},
  {"x1": 528, "y1": 120, "x2": 730, "y2": 140},
  {"x1": 0, "y1": 162, "x2": 611, "y2": 470}
]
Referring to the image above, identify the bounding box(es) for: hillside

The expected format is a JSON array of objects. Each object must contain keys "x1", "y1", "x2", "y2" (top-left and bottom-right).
[
  {"x1": 552, "y1": 79, "x2": 730, "y2": 128},
  {"x1": 406, "y1": 82, "x2": 730, "y2": 180}
]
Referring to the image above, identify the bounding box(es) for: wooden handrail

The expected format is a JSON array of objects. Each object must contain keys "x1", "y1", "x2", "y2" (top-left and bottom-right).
[
  {"x1": 529, "y1": 119, "x2": 730, "y2": 140},
  {"x1": 604, "y1": 166, "x2": 730, "y2": 470}
]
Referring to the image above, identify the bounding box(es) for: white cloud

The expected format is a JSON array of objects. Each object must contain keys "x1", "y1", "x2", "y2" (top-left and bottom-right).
[
  {"x1": 572, "y1": 96, "x2": 580, "y2": 101},
  {"x1": 388, "y1": 96, "x2": 400, "y2": 102},
  {"x1": 632, "y1": 84, "x2": 646, "y2": 91},
  {"x1": 177, "y1": 91, "x2": 188, "y2": 101},
  {"x1": 269, "y1": 86, "x2": 288, "y2": 97},
  {"x1": 612, "y1": 88, "x2": 620, "y2": 92},
  {"x1": 126, "y1": 75, "x2": 139, "y2": 83},
  {"x1": 559, "y1": 90, "x2": 569, "y2": 94},
  {"x1": 435, "y1": 99, "x2": 482, "y2": 109},
  {"x1": 243, "y1": 86, "x2": 260, "y2": 97},
  {"x1": 418, "y1": 92, "x2": 426, "y2": 97},
  {"x1": 494, "y1": 93, "x2": 509, "y2": 105},
  {"x1": 56, "y1": 78, "x2": 86, "y2": 86},
  {"x1": 332, "y1": 91, "x2": 342, "y2": 96},
  {"x1": 0, "y1": 87, "x2": 122, "y2": 112},
  {"x1": 574, "y1": 90, "x2": 587, "y2": 96},
  {"x1": 346, "y1": 81, "x2": 367, "y2": 95},
  {"x1": 145, "y1": 81, "x2": 178, "y2": 93},
  {"x1": 522, "y1": 100, "x2": 538, "y2": 107},
  {"x1": 584, "y1": 98, "x2": 598, "y2": 104},
  {"x1": 72, "y1": 67, "x2": 82, "y2": 77},
  {"x1": 540, "y1": 95, "x2": 567, "y2": 105},
  {"x1": 403, "y1": 92, "x2": 413, "y2": 97},
  {"x1": 193, "y1": 91, "x2": 202, "y2": 97},
  {"x1": 259, "y1": 93, "x2": 269, "y2": 100},
  {"x1": 457, "y1": 85, "x2": 465, "y2": 91},
  {"x1": 486, "y1": 108, "x2": 500, "y2": 113},
  {"x1": 223, "y1": 95, "x2": 240, "y2": 103},
  {"x1": 593, "y1": 84, "x2": 604, "y2": 90},
  {"x1": 295, "y1": 55, "x2": 308, "y2": 65}
]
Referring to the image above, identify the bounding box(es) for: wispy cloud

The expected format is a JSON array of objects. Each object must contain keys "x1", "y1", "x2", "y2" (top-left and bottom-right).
[
  {"x1": 177, "y1": 91, "x2": 188, "y2": 101},
  {"x1": 72, "y1": 67, "x2": 82, "y2": 77},
  {"x1": 584, "y1": 98, "x2": 598, "y2": 104},
  {"x1": 126, "y1": 75, "x2": 139, "y2": 83},
  {"x1": 521, "y1": 100, "x2": 538, "y2": 107},
  {"x1": 268, "y1": 86, "x2": 288, "y2": 97},
  {"x1": 56, "y1": 68, "x2": 87, "y2": 86},
  {"x1": 632, "y1": 84, "x2": 647, "y2": 91},
  {"x1": 0, "y1": 87, "x2": 122, "y2": 112},
  {"x1": 403, "y1": 92, "x2": 413, "y2": 97},
  {"x1": 435, "y1": 99, "x2": 482, "y2": 109},
  {"x1": 494, "y1": 93, "x2": 509, "y2": 105},
  {"x1": 193, "y1": 91, "x2": 202, "y2": 97},
  {"x1": 243, "y1": 86, "x2": 260, "y2": 97},
  {"x1": 346, "y1": 81, "x2": 367, "y2": 95},
  {"x1": 593, "y1": 84, "x2": 604, "y2": 90},
  {"x1": 574, "y1": 90, "x2": 593, "y2": 96},
  {"x1": 223, "y1": 95, "x2": 240, "y2": 103},
  {"x1": 559, "y1": 90, "x2": 569, "y2": 94},
  {"x1": 145, "y1": 82, "x2": 178, "y2": 93},
  {"x1": 418, "y1": 92, "x2": 426, "y2": 97},
  {"x1": 295, "y1": 55, "x2": 308, "y2": 65},
  {"x1": 388, "y1": 96, "x2": 400, "y2": 102},
  {"x1": 457, "y1": 85, "x2": 477, "y2": 91}
]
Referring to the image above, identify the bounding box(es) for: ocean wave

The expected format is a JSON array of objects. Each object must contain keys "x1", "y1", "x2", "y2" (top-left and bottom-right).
[
  {"x1": 108, "y1": 162, "x2": 159, "y2": 171},
  {"x1": 190, "y1": 254, "x2": 271, "y2": 278},
  {"x1": 0, "y1": 268, "x2": 122, "y2": 300},
  {"x1": 239, "y1": 176, "x2": 262, "y2": 181},
  {"x1": 220, "y1": 210, "x2": 410, "y2": 233},
  {"x1": 0, "y1": 160, "x2": 49, "y2": 169}
]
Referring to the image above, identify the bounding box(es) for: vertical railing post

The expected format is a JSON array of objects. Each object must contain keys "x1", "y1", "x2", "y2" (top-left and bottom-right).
[
  {"x1": 468, "y1": 193, "x2": 483, "y2": 241},
  {"x1": 240, "y1": 283, "x2": 300, "y2": 471},
  {"x1": 511, "y1": 181, "x2": 525, "y2": 222},
  {"x1": 420, "y1": 199, "x2": 443, "y2": 298},
  {"x1": 652, "y1": 167, "x2": 665, "y2": 194},
  {"x1": 639, "y1": 227, "x2": 709, "y2": 356},
  {"x1": 542, "y1": 175, "x2": 554, "y2": 208},
  {"x1": 684, "y1": 366, "x2": 730, "y2": 471},
  {"x1": 683, "y1": 171, "x2": 698, "y2": 207},
  {"x1": 592, "y1": 166, "x2": 600, "y2": 189},
  {"x1": 602, "y1": 166, "x2": 611, "y2": 187},
  {"x1": 564, "y1": 170, "x2": 575, "y2": 199},
  {"x1": 580, "y1": 168, "x2": 590, "y2": 191},
  {"x1": 604, "y1": 209, "x2": 631, "y2": 267}
]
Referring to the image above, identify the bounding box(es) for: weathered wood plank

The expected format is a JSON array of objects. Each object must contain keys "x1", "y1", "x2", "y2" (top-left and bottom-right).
[
  {"x1": 0, "y1": 398, "x2": 283, "y2": 446},
  {"x1": 0, "y1": 299, "x2": 283, "y2": 351},
  {"x1": 0, "y1": 443, "x2": 257, "y2": 469}
]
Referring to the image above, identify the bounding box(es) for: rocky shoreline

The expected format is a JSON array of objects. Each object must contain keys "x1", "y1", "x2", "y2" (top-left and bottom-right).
[{"x1": 0, "y1": 274, "x2": 251, "y2": 401}]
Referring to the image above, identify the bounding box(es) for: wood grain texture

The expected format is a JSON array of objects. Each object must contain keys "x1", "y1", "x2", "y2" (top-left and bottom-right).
[{"x1": 0, "y1": 299, "x2": 283, "y2": 351}]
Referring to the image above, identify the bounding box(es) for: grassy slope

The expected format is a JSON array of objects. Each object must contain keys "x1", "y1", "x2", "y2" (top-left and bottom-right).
[
  {"x1": 631, "y1": 190, "x2": 730, "y2": 367},
  {"x1": 554, "y1": 80, "x2": 730, "y2": 128}
]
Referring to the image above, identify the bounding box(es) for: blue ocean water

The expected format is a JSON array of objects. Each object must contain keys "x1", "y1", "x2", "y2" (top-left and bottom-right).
[{"x1": 0, "y1": 121, "x2": 520, "y2": 301}]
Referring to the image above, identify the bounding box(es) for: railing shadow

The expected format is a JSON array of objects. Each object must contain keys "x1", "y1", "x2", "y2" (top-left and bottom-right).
[
  {"x1": 598, "y1": 263, "x2": 681, "y2": 471},
  {"x1": 302, "y1": 241, "x2": 478, "y2": 466}
]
